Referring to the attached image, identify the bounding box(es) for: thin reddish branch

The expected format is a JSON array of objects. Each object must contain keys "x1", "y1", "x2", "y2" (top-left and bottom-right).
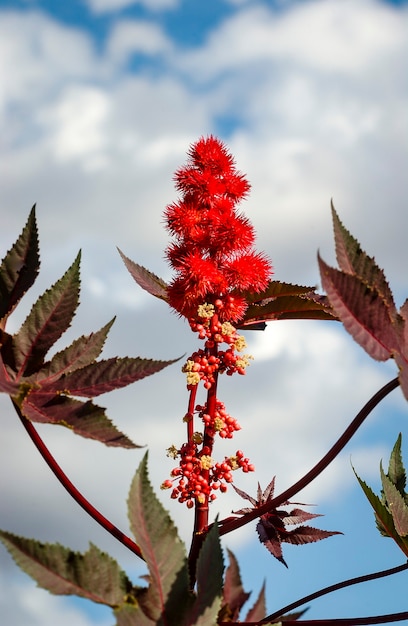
[
  {"x1": 12, "y1": 399, "x2": 144, "y2": 561},
  {"x1": 220, "y1": 613, "x2": 408, "y2": 625},
  {"x1": 217, "y1": 376, "x2": 400, "y2": 536},
  {"x1": 262, "y1": 560, "x2": 408, "y2": 623}
]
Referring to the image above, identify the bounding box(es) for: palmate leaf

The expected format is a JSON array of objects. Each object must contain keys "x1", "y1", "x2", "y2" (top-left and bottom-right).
[
  {"x1": 0, "y1": 205, "x2": 39, "y2": 322},
  {"x1": 353, "y1": 464, "x2": 408, "y2": 556},
  {"x1": 17, "y1": 355, "x2": 177, "y2": 446},
  {"x1": 331, "y1": 204, "x2": 396, "y2": 314},
  {"x1": 31, "y1": 318, "x2": 116, "y2": 383},
  {"x1": 21, "y1": 393, "x2": 138, "y2": 448},
  {"x1": 127, "y1": 453, "x2": 192, "y2": 625},
  {"x1": 12, "y1": 253, "x2": 81, "y2": 377},
  {"x1": 118, "y1": 249, "x2": 169, "y2": 301},
  {"x1": 0, "y1": 531, "x2": 133, "y2": 607},
  {"x1": 43, "y1": 356, "x2": 178, "y2": 397},
  {"x1": 234, "y1": 479, "x2": 340, "y2": 567},
  {"x1": 318, "y1": 255, "x2": 398, "y2": 361}
]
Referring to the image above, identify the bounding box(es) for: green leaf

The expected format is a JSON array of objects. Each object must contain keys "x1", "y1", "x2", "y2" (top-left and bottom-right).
[
  {"x1": 42, "y1": 356, "x2": 178, "y2": 397},
  {"x1": 0, "y1": 206, "x2": 40, "y2": 322},
  {"x1": 127, "y1": 452, "x2": 191, "y2": 624},
  {"x1": 186, "y1": 522, "x2": 224, "y2": 626},
  {"x1": 353, "y1": 466, "x2": 408, "y2": 556},
  {"x1": 21, "y1": 393, "x2": 139, "y2": 448},
  {"x1": 0, "y1": 531, "x2": 133, "y2": 607},
  {"x1": 13, "y1": 253, "x2": 81, "y2": 377},
  {"x1": 387, "y1": 433, "x2": 407, "y2": 497},
  {"x1": 32, "y1": 318, "x2": 116, "y2": 384},
  {"x1": 318, "y1": 255, "x2": 398, "y2": 361},
  {"x1": 331, "y1": 204, "x2": 396, "y2": 314},
  {"x1": 118, "y1": 249, "x2": 168, "y2": 302},
  {"x1": 381, "y1": 464, "x2": 408, "y2": 537}
]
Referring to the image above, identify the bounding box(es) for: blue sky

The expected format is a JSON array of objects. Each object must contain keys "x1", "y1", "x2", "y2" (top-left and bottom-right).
[{"x1": 0, "y1": 0, "x2": 408, "y2": 624}]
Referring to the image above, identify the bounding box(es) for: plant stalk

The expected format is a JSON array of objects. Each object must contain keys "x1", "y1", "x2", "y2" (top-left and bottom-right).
[
  {"x1": 13, "y1": 399, "x2": 144, "y2": 561},
  {"x1": 262, "y1": 560, "x2": 408, "y2": 623},
  {"x1": 220, "y1": 612, "x2": 408, "y2": 625},
  {"x1": 218, "y1": 376, "x2": 400, "y2": 536}
]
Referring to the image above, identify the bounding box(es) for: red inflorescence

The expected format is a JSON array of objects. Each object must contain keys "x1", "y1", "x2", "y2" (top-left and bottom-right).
[
  {"x1": 164, "y1": 135, "x2": 272, "y2": 323},
  {"x1": 162, "y1": 137, "x2": 270, "y2": 508}
]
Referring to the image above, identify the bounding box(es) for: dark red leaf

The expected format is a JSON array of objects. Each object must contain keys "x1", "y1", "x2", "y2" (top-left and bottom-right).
[
  {"x1": 319, "y1": 255, "x2": 398, "y2": 361},
  {"x1": 31, "y1": 319, "x2": 116, "y2": 384},
  {"x1": 0, "y1": 206, "x2": 39, "y2": 322},
  {"x1": 245, "y1": 581, "x2": 266, "y2": 622},
  {"x1": 331, "y1": 204, "x2": 397, "y2": 315},
  {"x1": 280, "y1": 525, "x2": 342, "y2": 546},
  {"x1": 43, "y1": 356, "x2": 178, "y2": 397},
  {"x1": 256, "y1": 519, "x2": 287, "y2": 566},
  {"x1": 21, "y1": 392, "x2": 139, "y2": 448},
  {"x1": 118, "y1": 249, "x2": 168, "y2": 301},
  {"x1": 282, "y1": 508, "x2": 322, "y2": 526},
  {"x1": 222, "y1": 549, "x2": 251, "y2": 620},
  {"x1": 12, "y1": 253, "x2": 81, "y2": 377}
]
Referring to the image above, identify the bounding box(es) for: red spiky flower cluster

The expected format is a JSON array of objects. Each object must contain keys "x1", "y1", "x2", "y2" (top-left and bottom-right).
[
  {"x1": 162, "y1": 137, "x2": 272, "y2": 515},
  {"x1": 164, "y1": 136, "x2": 272, "y2": 323}
]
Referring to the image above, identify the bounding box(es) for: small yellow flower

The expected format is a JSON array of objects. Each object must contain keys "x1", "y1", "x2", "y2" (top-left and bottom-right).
[
  {"x1": 185, "y1": 371, "x2": 200, "y2": 385},
  {"x1": 214, "y1": 417, "x2": 225, "y2": 432},
  {"x1": 197, "y1": 303, "x2": 215, "y2": 319},
  {"x1": 166, "y1": 445, "x2": 179, "y2": 459},
  {"x1": 221, "y1": 321, "x2": 236, "y2": 337},
  {"x1": 236, "y1": 354, "x2": 254, "y2": 370},
  {"x1": 192, "y1": 431, "x2": 203, "y2": 444},
  {"x1": 182, "y1": 360, "x2": 194, "y2": 372},
  {"x1": 200, "y1": 455, "x2": 213, "y2": 470},
  {"x1": 234, "y1": 335, "x2": 247, "y2": 352}
]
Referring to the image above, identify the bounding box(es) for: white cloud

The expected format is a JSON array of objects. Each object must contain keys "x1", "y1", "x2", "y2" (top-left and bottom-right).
[
  {"x1": 0, "y1": 569, "x2": 111, "y2": 626},
  {"x1": 38, "y1": 86, "x2": 111, "y2": 170},
  {"x1": 177, "y1": 0, "x2": 407, "y2": 79},
  {"x1": 0, "y1": 0, "x2": 407, "y2": 622},
  {"x1": 107, "y1": 19, "x2": 173, "y2": 63},
  {"x1": 86, "y1": 0, "x2": 178, "y2": 14}
]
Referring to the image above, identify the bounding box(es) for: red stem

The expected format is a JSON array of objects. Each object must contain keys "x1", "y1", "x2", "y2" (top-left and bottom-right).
[
  {"x1": 217, "y1": 376, "x2": 400, "y2": 535},
  {"x1": 262, "y1": 560, "x2": 408, "y2": 623},
  {"x1": 12, "y1": 399, "x2": 144, "y2": 561},
  {"x1": 220, "y1": 613, "x2": 408, "y2": 625}
]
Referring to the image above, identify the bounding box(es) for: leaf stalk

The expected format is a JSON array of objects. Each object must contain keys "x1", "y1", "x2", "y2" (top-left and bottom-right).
[
  {"x1": 12, "y1": 399, "x2": 144, "y2": 561},
  {"x1": 262, "y1": 560, "x2": 408, "y2": 623},
  {"x1": 217, "y1": 377, "x2": 400, "y2": 536}
]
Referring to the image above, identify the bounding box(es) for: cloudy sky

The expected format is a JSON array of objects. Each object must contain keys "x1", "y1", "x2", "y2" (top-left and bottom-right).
[{"x1": 1, "y1": 0, "x2": 408, "y2": 623}]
